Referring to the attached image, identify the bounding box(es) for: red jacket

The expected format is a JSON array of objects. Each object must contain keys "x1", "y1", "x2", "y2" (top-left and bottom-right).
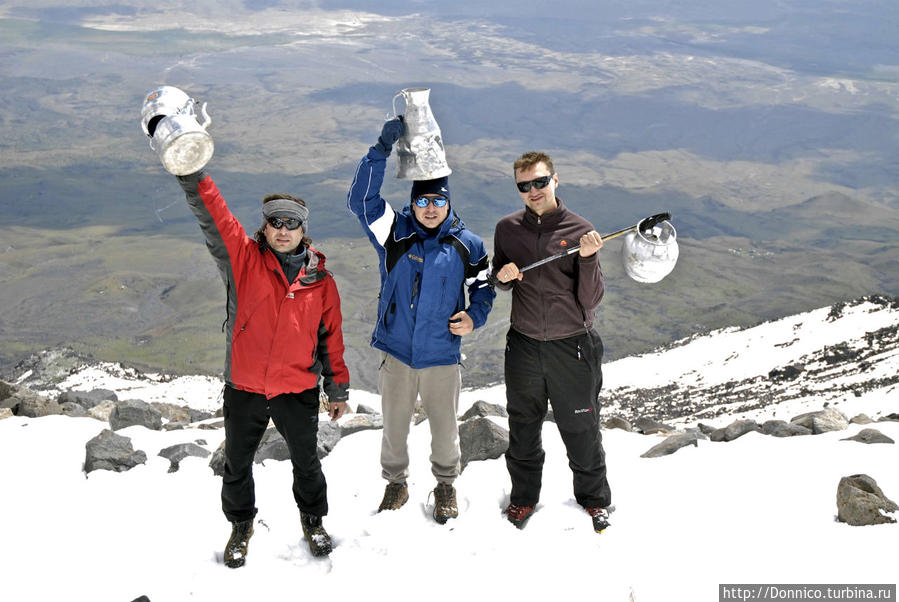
[{"x1": 178, "y1": 172, "x2": 350, "y2": 401}]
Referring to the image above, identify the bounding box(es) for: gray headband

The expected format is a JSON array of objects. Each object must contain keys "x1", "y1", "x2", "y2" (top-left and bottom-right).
[{"x1": 263, "y1": 198, "x2": 309, "y2": 224}]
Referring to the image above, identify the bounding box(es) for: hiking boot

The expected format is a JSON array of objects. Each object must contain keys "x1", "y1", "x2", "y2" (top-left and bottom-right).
[
  {"x1": 377, "y1": 482, "x2": 409, "y2": 512},
  {"x1": 300, "y1": 512, "x2": 333, "y2": 557},
  {"x1": 586, "y1": 506, "x2": 611, "y2": 532},
  {"x1": 224, "y1": 519, "x2": 254, "y2": 568},
  {"x1": 432, "y1": 482, "x2": 458, "y2": 524},
  {"x1": 504, "y1": 503, "x2": 535, "y2": 529}
]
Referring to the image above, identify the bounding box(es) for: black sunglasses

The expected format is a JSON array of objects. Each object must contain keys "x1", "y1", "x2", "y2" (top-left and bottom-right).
[
  {"x1": 413, "y1": 196, "x2": 449, "y2": 208},
  {"x1": 267, "y1": 216, "x2": 304, "y2": 230},
  {"x1": 516, "y1": 175, "x2": 553, "y2": 193}
]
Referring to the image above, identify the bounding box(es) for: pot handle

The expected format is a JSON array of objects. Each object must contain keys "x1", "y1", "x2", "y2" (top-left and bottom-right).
[
  {"x1": 392, "y1": 91, "x2": 407, "y2": 119},
  {"x1": 197, "y1": 101, "x2": 212, "y2": 130}
]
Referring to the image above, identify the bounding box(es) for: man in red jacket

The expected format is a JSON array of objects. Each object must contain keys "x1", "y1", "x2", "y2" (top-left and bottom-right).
[
  {"x1": 177, "y1": 170, "x2": 349, "y2": 564},
  {"x1": 491, "y1": 151, "x2": 612, "y2": 533}
]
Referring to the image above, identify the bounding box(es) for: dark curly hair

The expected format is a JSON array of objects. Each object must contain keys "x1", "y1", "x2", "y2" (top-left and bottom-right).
[{"x1": 253, "y1": 193, "x2": 312, "y2": 250}]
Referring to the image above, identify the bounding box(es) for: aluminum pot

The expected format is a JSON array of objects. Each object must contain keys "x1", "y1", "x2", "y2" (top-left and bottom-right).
[
  {"x1": 140, "y1": 86, "x2": 213, "y2": 176},
  {"x1": 622, "y1": 218, "x2": 679, "y2": 283},
  {"x1": 392, "y1": 87, "x2": 452, "y2": 180}
]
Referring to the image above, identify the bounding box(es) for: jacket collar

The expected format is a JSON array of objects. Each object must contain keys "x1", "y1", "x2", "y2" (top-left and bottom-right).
[{"x1": 523, "y1": 197, "x2": 567, "y2": 228}]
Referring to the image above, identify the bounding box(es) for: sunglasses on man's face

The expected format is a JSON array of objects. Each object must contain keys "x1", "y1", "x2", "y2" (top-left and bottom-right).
[
  {"x1": 267, "y1": 216, "x2": 304, "y2": 230},
  {"x1": 516, "y1": 175, "x2": 553, "y2": 193},
  {"x1": 413, "y1": 195, "x2": 449, "y2": 208}
]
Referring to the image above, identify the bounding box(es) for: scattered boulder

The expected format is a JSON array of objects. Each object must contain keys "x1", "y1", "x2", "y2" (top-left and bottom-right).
[
  {"x1": 151, "y1": 402, "x2": 191, "y2": 424},
  {"x1": 840, "y1": 429, "x2": 895, "y2": 445},
  {"x1": 60, "y1": 402, "x2": 90, "y2": 418},
  {"x1": 459, "y1": 400, "x2": 508, "y2": 421},
  {"x1": 109, "y1": 399, "x2": 163, "y2": 431},
  {"x1": 761, "y1": 420, "x2": 812, "y2": 438},
  {"x1": 0, "y1": 379, "x2": 15, "y2": 403},
  {"x1": 836, "y1": 474, "x2": 897, "y2": 526},
  {"x1": 633, "y1": 417, "x2": 676, "y2": 435},
  {"x1": 58, "y1": 388, "x2": 117, "y2": 409},
  {"x1": 84, "y1": 429, "x2": 147, "y2": 474},
  {"x1": 849, "y1": 413, "x2": 875, "y2": 425},
  {"x1": 158, "y1": 443, "x2": 211, "y2": 473},
  {"x1": 209, "y1": 441, "x2": 225, "y2": 476},
  {"x1": 878, "y1": 413, "x2": 899, "y2": 423},
  {"x1": 459, "y1": 417, "x2": 509, "y2": 471},
  {"x1": 356, "y1": 403, "x2": 378, "y2": 415},
  {"x1": 768, "y1": 364, "x2": 804, "y2": 382},
  {"x1": 317, "y1": 421, "x2": 342, "y2": 459},
  {"x1": 603, "y1": 416, "x2": 633, "y2": 432},
  {"x1": 641, "y1": 430, "x2": 705, "y2": 458},
  {"x1": 340, "y1": 413, "x2": 383, "y2": 436},
  {"x1": 198, "y1": 420, "x2": 225, "y2": 430},
  {"x1": 710, "y1": 419, "x2": 760, "y2": 442},
  {"x1": 89, "y1": 400, "x2": 117, "y2": 422},
  {"x1": 16, "y1": 394, "x2": 64, "y2": 418},
  {"x1": 696, "y1": 423, "x2": 718, "y2": 436},
  {"x1": 790, "y1": 408, "x2": 849, "y2": 434},
  {"x1": 254, "y1": 428, "x2": 290, "y2": 463},
  {"x1": 0, "y1": 408, "x2": 13, "y2": 420}
]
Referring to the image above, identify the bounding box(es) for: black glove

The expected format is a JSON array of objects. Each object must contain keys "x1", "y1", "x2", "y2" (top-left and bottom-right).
[{"x1": 374, "y1": 116, "x2": 404, "y2": 157}]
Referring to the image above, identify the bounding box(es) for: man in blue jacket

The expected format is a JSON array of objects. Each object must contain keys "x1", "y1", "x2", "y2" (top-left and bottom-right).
[{"x1": 347, "y1": 117, "x2": 495, "y2": 523}]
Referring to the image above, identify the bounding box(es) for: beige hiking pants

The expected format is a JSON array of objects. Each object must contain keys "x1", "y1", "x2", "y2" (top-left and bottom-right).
[{"x1": 378, "y1": 352, "x2": 462, "y2": 484}]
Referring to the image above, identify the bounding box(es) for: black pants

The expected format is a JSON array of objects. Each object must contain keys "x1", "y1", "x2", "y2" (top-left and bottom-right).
[
  {"x1": 221, "y1": 385, "x2": 327, "y2": 522},
  {"x1": 504, "y1": 328, "x2": 612, "y2": 508}
]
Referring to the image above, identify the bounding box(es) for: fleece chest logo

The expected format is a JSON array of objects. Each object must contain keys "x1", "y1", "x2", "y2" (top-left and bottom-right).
[
  {"x1": 407, "y1": 253, "x2": 424, "y2": 263},
  {"x1": 574, "y1": 407, "x2": 594, "y2": 415}
]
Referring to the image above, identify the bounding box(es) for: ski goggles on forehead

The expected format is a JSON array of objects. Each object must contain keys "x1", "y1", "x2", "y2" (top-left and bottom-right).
[
  {"x1": 413, "y1": 195, "x2": 449, "y2": 208},
  {"x1": 266, "y1": 216, "x2": 304, "y2": 230},
  {"x1": 516, "y1": 175, "x2": 553, "y2": 193}
]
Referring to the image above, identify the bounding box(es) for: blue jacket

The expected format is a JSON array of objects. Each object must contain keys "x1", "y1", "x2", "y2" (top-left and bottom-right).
[{"x1": 347, "y1": 147, "x2": 495, "y2": 368}]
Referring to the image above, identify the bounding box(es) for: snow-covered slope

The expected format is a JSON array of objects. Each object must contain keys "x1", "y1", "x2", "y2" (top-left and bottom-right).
[{"x1": 1, "y1": 296, "x2": 896, "y2": 602}]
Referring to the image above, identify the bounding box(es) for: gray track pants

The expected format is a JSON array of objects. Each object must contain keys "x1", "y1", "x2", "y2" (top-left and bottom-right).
[{"x1": 378, "y1": 352, "x2": 462, "y2": 484}]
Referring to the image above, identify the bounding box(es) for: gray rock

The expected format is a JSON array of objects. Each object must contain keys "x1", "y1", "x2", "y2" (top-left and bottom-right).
[
  {"x1": 459, "y1": 400, "x2": 508, "y2": 421},
  {"x1": 697, "y1": 423, "x2": 719, "y2": 436},
  {"x1": 16, "y1": 394, "x2": 64, "y2": 418},
  {"x1": 0, "y1": 379, "x2": 15, "y2": 403},
  {"x1": 188, "y1": 408, "x2": 215, "y2": 423},
  {"x1": 603, "y1": 416, "x2": 633, "y2": 432},
  {"x1": 60, "y1": 401, "x2": 90, "y2": 418},
  {"x1": 878, "y1": 413, "x2": 899, "y2": 423},
  {"x1": 840, "y1": 429, "x2": 895, "y2": 445},
  {"x1": 761, "y1": 420, "x2": 812, "y2": 437},
  {"x1": 158, "y1": 443, "x2": 212, "y2": 473},
  {"x1": 459, "y1": 417, "x2": 509, "y2": 471},
  {"x1": 57, "y1": 388, "x2": 118, "y2": 409},
  {"x1": 356, "y1": 403, "x2": 378, "y2": 415},
  {"x1": 84, "y1": 429, "x2": 147, "y2": 474},
  {"x1": 641, "y1": 431, "x2": 704, "y2": 458},
  {"x1": 633, "y1": 417, "x2": 676, "y2": 435},
  {"x1": 790, "y1": 408, "x2": 849, "y2": 434},
  {"x1": 109, "y1": 399, "x2": 163, "y2": 431},
  {"x1": 254, "y1": 428, "x2": 290, "y2": 463},
  {"x1": 340, "y1": 413, "x2": 384, "y2": 436},
  {"x1": 209, "y1": 441, "x2": 225, "y2": 476},
  {"x1": 849, "y1": 413, "x2": 875, "y2": 425},
  {"x1": 710, "y1": 419, "x2": 760, "y2": 442},
  {"x1": 88, "y1": 400, "x2": 116, "y2": 422},
  {"x1": 317, "y1": 420, "x2": 342, "y2": 459},
  {"x1": 151, "y1": 402, "x2": 191, "y2": 424},
  {"x1": 198, "y1": 420, "x2": 225, "y2": 430},
  {"x1": 836, "y1": 474, "x2": 897, "y2": 526}
]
